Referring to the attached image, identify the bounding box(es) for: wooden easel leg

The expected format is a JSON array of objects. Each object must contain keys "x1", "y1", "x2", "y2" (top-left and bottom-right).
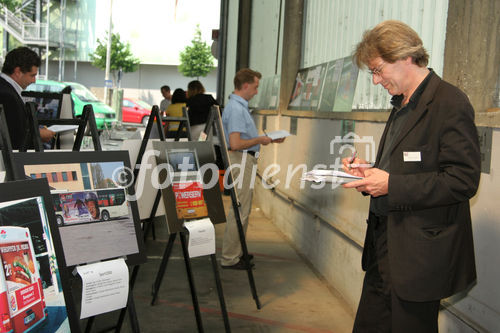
[
  {"x1": 210, "y1": 254, "x2": 231, "y2": 332},
  {"x1": 179, "y1": 232, "x2": 204, "y2": 333},
  {"x1": 151, "y1": 233, "x2": 177, "y2": 305}
]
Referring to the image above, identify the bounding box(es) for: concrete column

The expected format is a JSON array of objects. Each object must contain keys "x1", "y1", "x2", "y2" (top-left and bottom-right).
[
  {"x1": 443, "y1": 0, "x2": 500, "y2": 112},
  {"x1": 278, "y1": 0, "x2": 304, "y2": 113},
  {"x1": 236, "y1": 0, "x2": 252, "y2": 71}
]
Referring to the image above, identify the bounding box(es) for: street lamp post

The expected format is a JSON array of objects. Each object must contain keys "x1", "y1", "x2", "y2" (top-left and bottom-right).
[{"x1": 103, "y1": 0, "x2": 113, "y2": 104}]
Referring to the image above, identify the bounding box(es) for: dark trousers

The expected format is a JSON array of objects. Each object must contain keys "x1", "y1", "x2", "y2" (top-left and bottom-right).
[{"x1": 353, "y1": 213, "x2": 440, "y2": 333}]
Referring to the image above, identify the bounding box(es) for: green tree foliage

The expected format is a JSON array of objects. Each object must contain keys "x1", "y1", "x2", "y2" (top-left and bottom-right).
[
  {"x1": 178, "y1": 25, "x2": 215, "y2": 79},
  {"x1": 89, "y1": 32, "x2": 140, "y2": 84},
  {"x1": 0, "y1": 0, "x2": 22, "y2": 12}
]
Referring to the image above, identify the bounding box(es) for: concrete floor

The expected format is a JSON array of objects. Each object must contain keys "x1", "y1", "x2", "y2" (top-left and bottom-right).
[{"x1": 90, "y1": 197, "x2": 355, "y2": 332}]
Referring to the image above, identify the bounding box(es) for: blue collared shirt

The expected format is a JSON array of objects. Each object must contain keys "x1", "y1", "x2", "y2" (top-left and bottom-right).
[{"x1": 222, "y1": 93, "x2": 260, "y2": 153}]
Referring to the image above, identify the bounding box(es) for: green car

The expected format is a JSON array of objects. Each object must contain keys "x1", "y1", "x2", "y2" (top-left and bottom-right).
[{"x1": 26, "y1": 79, "x2": 116, "y2": 129}]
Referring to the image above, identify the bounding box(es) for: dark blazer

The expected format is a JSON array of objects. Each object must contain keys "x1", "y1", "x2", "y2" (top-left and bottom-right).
[
  {"x1": 0, "y1": 76, "x2": 28, "y2": 149},
  {"x1": 363, "y1": 71, "x2": 481, "y2": 302}
]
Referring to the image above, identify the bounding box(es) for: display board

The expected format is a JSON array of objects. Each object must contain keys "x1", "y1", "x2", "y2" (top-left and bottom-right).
[
  {"x1": 121, "y1": 139, "x2": 166, "y2": 220},
  {"x1": 0, "y1": 178, "x2": 79, "y2": 332},
  {"x1": 249, "y1": 75, "x2": 281, "y2": 110},
  {"x1": 152, "y1": 141, "x2": 226, "y2": 234},
  {"x1": 22, "y1": 91, "x2": 63, "y2": 121},
  {"x1": 289, "y1": 55, "x2": 359, "y2": 112},
  {"x1": 11, "y1": 151, "x2": 146, "y2": 267}
]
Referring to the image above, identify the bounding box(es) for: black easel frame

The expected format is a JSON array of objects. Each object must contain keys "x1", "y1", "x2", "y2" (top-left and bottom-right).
[
  {"x1": 20, "y1": 101, "x2": 44, "y2": 152},
  {"x1": 203, "y1": 106, "x2": 262, "y2": 309},
  {"x1": 162, "y1": 106, "x2": 192, "y2": 141},
  {"x1": 129, "y1": 107, "x2": 230, "y2": 332},
  {"x1": 37, "y1": 103, "x2": 102, "y2": 152},
  {"x1": 0, "y1": 106, "x2": 16, "y2": 180},
  {"x1": 12, "y1": 103, "x2": 141, "y2": 332},
  {"x1": 150, "y1": 229, "x2": 231, "y2": 333},
  {"x1": 112, "y1": 106, "x2": 167, "y2": 333}
]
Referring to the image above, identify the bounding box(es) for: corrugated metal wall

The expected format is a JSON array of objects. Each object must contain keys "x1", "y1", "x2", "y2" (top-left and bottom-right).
[{"x1": 302, "y1": 0, "x2": 449, "y2": 110}]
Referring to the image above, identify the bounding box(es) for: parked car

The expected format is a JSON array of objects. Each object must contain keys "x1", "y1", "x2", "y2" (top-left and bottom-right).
[
  {"x1": 122, "y1": 98, "x2": 152, "y2": 126},
  {"x1": 26, "y1": 79, "x2": 116, "y2": 129}
]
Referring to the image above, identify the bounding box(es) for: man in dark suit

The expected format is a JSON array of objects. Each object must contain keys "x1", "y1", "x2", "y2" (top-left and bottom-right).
[
  {"x1": 0, "y1": 46, "x2": 54, "y2": 149},
  {"x1": 343, "y1": 20, "x2": 480, "y2": 332}
]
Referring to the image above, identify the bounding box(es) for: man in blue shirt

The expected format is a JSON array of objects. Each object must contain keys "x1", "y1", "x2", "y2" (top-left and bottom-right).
[{"x1": 221, "y1": 68, "x2": 283, "y2": 269}]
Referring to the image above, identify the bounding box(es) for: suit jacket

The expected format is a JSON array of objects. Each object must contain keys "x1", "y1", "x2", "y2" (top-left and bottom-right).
[
  {"x1": 363, "y1": 71, "x2": 481, "y2": 302},
  {"x1": 0, "y1": 76, "x2": 28, "y2": 149}
]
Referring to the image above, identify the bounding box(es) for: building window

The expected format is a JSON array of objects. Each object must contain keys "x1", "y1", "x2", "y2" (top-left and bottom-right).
[
  {"x1": 52, "y1": 172, "x2": 58, "y2": 182},
  {"x1": 30, "y1": 173, "x2": 37, "y2": 179},
  {"x1": 41, "y1": 173, "x2": 47, "y2": 178},
  {"x1": 80, "y1": 163, "x2": 91, "y2": 190},
  {"x1": 62, "y1": 172, "x2": 68, "y2": 181},
  {"x1": 72, "y1": 171, "x2": 77, "y2": 180}
]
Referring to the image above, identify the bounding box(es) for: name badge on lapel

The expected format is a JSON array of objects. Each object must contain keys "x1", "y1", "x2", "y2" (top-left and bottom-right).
[{"x1": 403, "y1": 151, "x2": 421, "y2": 162}]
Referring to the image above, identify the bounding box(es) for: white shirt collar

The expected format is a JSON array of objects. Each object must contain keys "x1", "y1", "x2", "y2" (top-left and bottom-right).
[{"x1": 0, "y1": 73, "x2": 23, "y2": 97}]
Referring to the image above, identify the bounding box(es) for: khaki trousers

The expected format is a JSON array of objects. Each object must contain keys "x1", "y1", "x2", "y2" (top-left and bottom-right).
[{"x1": 221, "y1": 151, "x2": 257, "y2": 266}]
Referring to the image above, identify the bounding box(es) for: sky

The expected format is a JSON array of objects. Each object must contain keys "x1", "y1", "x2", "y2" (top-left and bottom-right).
[{"x1": 95, "y1": 0, "x2": 221, "y2": 65}]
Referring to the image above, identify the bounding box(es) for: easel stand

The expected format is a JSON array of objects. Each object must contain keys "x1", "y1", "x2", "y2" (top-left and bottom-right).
[
  {"x1": 0, "y1": 106, "x2": 17, "y2": 180},
  {"x1": 20, "y1": 103, "x2": 141, "y2": 332},
  {"x1": 133, "y1": 106, "x2": 169, "y2": 241},
  {"x1": 150, "y1": 229, "x2": 230, "y2": 333},
  {"x1": 110, "y1": 106, "x2": 167, "y2": 332},
  {"x1": 132, "y1": 106, "x2": 192, "y2": 241},
  {"x1": 163, "y1": 106, "x2": 193, "y2": 141},
  {"x1": 21, "y1": 102, "x2": 44, "y2": 151},
  {"x1": 204, "y1": 107, "x2": 261, "y2": 309},
  {"x1": 130, "y1": 107, "x2": 230, "y2": 331},
  {"x1": 37, "y1": 103, "x2": 102, "y2": 151},
  {"x1": 85, "y1": 108, "x2": 168, "y2": 333}
]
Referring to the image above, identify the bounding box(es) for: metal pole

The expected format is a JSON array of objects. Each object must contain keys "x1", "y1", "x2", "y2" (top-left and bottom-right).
[
  {"x1": 103, "y1": 0, "x2": 113, "y2": 104},
  {"x1": 45, "y1": 0, "x2": 50, "y2": 79},
  {"x1": 74, "y1": 4, "x2": 79, "y2": 81}
]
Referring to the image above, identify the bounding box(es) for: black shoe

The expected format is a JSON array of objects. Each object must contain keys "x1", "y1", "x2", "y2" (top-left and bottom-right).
[{"x1": 221, "y1": 258, "x2": 254, "y2": 270}]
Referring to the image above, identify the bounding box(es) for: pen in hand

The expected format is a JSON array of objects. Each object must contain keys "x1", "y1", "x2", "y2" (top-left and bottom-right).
[{"x1": 348, "y1": 150, "x2": 357, "y2": 170}]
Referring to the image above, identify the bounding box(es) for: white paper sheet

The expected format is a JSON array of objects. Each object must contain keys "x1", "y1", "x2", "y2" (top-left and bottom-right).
[
  {"x1": 301, "y1": 169, "x2": 362, "y2": 184},
  {"x1": 77, "y1": 258, "x2": 129, "y2": 319},
  {"x1": 184, "y1": 218, "x2": 215, "y2": 258},
  {"x1": 47, "y1": 124, "x2": 80, "y2": 133},
  {"x1": 264, "y1": 130, "x2": 291, "y2": 140}
]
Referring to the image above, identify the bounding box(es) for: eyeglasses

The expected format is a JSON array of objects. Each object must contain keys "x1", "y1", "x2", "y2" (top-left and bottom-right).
[{"x1": 368, "y1": 62, "x2": 386, "y2": 76}]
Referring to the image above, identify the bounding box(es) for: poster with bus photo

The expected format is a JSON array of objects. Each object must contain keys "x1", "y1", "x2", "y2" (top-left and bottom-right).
[
  {"x1": 12, "y1": 151, "x2": 146, "y2": 268},
  {"x1": 0, "y1": 179, "x2": 78, "y2": 332}
]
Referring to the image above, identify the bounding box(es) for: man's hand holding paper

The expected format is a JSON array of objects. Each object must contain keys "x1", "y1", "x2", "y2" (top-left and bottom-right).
[
  {"x1": 343, "y1": 167, "x2": 389, "y2": 197},
  {"x1": 264, "y1": 130, "x2": 290, "y2": 141}
]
